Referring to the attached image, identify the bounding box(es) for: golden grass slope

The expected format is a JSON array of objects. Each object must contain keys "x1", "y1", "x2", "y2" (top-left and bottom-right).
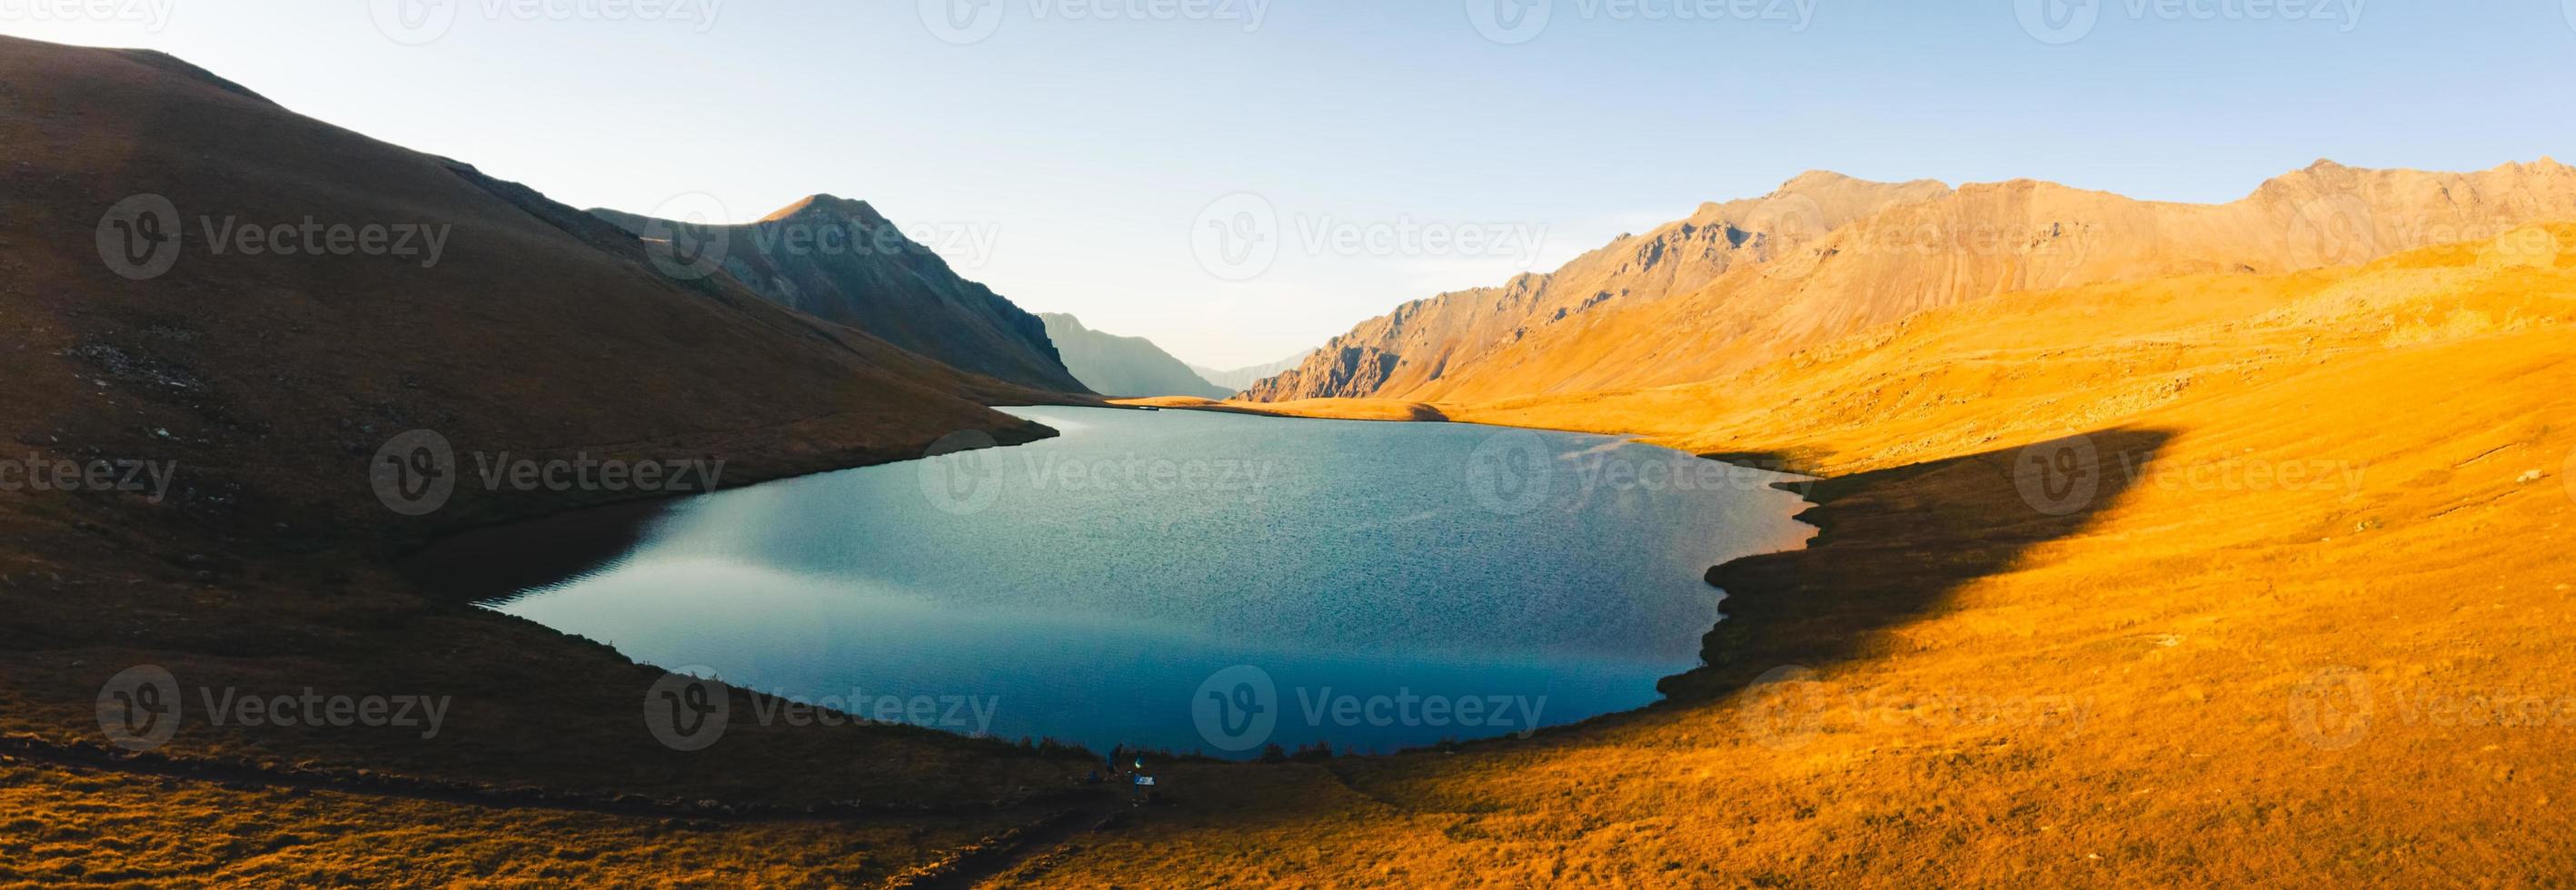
[
  {"x1": 1030, "y1": 226, "x2": 2576, "y2": 885},
  {"x1": 1251, "y1": 160, "x2": 2576, "y2": 407},
  {"x1": 1241, "y1": 173, "x2": 1951, "y2": 401}
]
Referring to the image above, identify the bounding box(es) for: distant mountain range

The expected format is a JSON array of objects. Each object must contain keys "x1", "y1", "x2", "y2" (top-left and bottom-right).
[
  {"x1": 592, "y1": 197, "x2": 1088, "y2": 393},
  {"x1": 1245, "y1": 160, "x2": 2576, "y2": 403},
  {"x1": 1191, "y1": 353, "x2": 1311, "y2": 393},
  {"x1": 1039, "y1": 314, "x2": 1231, "y2": 399}
]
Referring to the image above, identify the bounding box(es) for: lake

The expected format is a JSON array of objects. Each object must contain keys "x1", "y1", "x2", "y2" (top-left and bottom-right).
[{"x1": 460, "y1": 406, "x2": 1813, "y2": 758}]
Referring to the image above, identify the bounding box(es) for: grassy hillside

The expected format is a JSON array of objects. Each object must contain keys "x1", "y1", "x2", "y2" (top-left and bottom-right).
[{"x1": 1045, "y1": 226, "x2": 2576, "y2": 885}]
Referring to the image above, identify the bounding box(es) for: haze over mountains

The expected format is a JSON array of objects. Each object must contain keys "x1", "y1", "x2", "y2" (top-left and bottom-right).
[
  {"x1": 1038, "y1": 313, "x2": 1231, "y2": 399},
  {"x1": 1244, "y1": 160, "x2": 2576, "y2": 403},
  {"x1": 1191, "y1": 352, "x2": 1310, "y2": 391},
  {"x1": 592, "y1": 197, "x2": 1087, "y2": 393}
]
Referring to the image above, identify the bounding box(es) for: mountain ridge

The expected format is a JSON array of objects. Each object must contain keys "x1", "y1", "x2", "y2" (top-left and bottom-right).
[
  {"x1": 591, "y1": 197, "x2": 1087, "y2": 393},
  {"x1": 1243, "y1": 158, "x2": 2576, "y2": 402}
]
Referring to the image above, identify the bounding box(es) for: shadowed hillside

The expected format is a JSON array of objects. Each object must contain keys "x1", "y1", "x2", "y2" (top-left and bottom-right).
[
  {"x1": 1038, "y1": 312, "x2": 1230, "y2": 399},
  {"x1": 0, "y1": 35, "x2": 1100, "y2": 883},
  {"x1": 592, "y1": 197, "x2": 1088, "y2": 393}
]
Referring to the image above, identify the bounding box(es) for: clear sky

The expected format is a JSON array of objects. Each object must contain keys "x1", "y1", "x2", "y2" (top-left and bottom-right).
[{"x1": 7, "y1": 1, "x2": 2571, "y2": 367}]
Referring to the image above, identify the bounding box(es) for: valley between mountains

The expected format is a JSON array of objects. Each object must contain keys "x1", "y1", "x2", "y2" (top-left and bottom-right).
[{"x1": 5, "y1": 33, "x2": 2574, "y2": 886}]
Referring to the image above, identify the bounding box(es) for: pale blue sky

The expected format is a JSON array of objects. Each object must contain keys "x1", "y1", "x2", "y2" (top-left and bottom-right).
[{"x1": 8, "y1": 1, "x2": 2571, "y2": 367}]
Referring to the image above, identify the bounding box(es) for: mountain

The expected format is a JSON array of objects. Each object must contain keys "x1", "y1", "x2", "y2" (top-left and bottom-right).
[
  {"x1": 0, "y1": 32, "x2": 1082, "y2": 808},
  {"x1": 591, "y1": 197, "x2": 1088, "y2": 393},
  {"x1": 1241, "y1": 172, "x2": 1948, "y2": 400},
  {"x1": 1037, "y1": 314, "x2": 1231, "y2": 399},
  {"x1": 1245, "y1": 161, "x2": 2576, "y2": 403},
  {"x1": 1191, "y1": 352, "x2": 1310, "y2": 392},
  {"x1": 0, "y1": 34, "x2": 1065, "y2": 557}
]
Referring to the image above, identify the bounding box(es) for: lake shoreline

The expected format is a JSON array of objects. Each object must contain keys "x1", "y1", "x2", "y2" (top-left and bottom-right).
[{"x1": 453, "y1": 404, "x2": 1807, "y2": 758}]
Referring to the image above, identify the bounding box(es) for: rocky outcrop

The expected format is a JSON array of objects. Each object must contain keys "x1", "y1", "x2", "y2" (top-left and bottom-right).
[
  {"x1": 1240, "y1": 173, "x2": 1950, "y2": 400},
  {"x1": 1245, "y1": 160, "x2": 2576, "y2": 403}
]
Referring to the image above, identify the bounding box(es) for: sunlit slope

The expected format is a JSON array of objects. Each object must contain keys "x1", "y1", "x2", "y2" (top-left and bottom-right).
[
  {"x1": 1242, "y1": 173, "x2": 1951, "y2": 400},
  {"x1": 1043, "y1": 227, "x2": 2576, "y2": 885},
  {"x1": 1249, "y1": 160, "x2": 2576, "y2": 406}
]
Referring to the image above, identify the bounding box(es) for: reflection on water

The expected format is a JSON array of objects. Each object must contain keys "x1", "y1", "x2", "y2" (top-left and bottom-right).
[{"x1": 462, "y1": 406, "x2": 1813, "y2": 757}]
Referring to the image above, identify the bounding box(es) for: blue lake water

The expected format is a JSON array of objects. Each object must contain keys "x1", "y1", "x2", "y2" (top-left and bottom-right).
[{"x1": 477, "y1": 406, "x2": 1812, "y2": 758}]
